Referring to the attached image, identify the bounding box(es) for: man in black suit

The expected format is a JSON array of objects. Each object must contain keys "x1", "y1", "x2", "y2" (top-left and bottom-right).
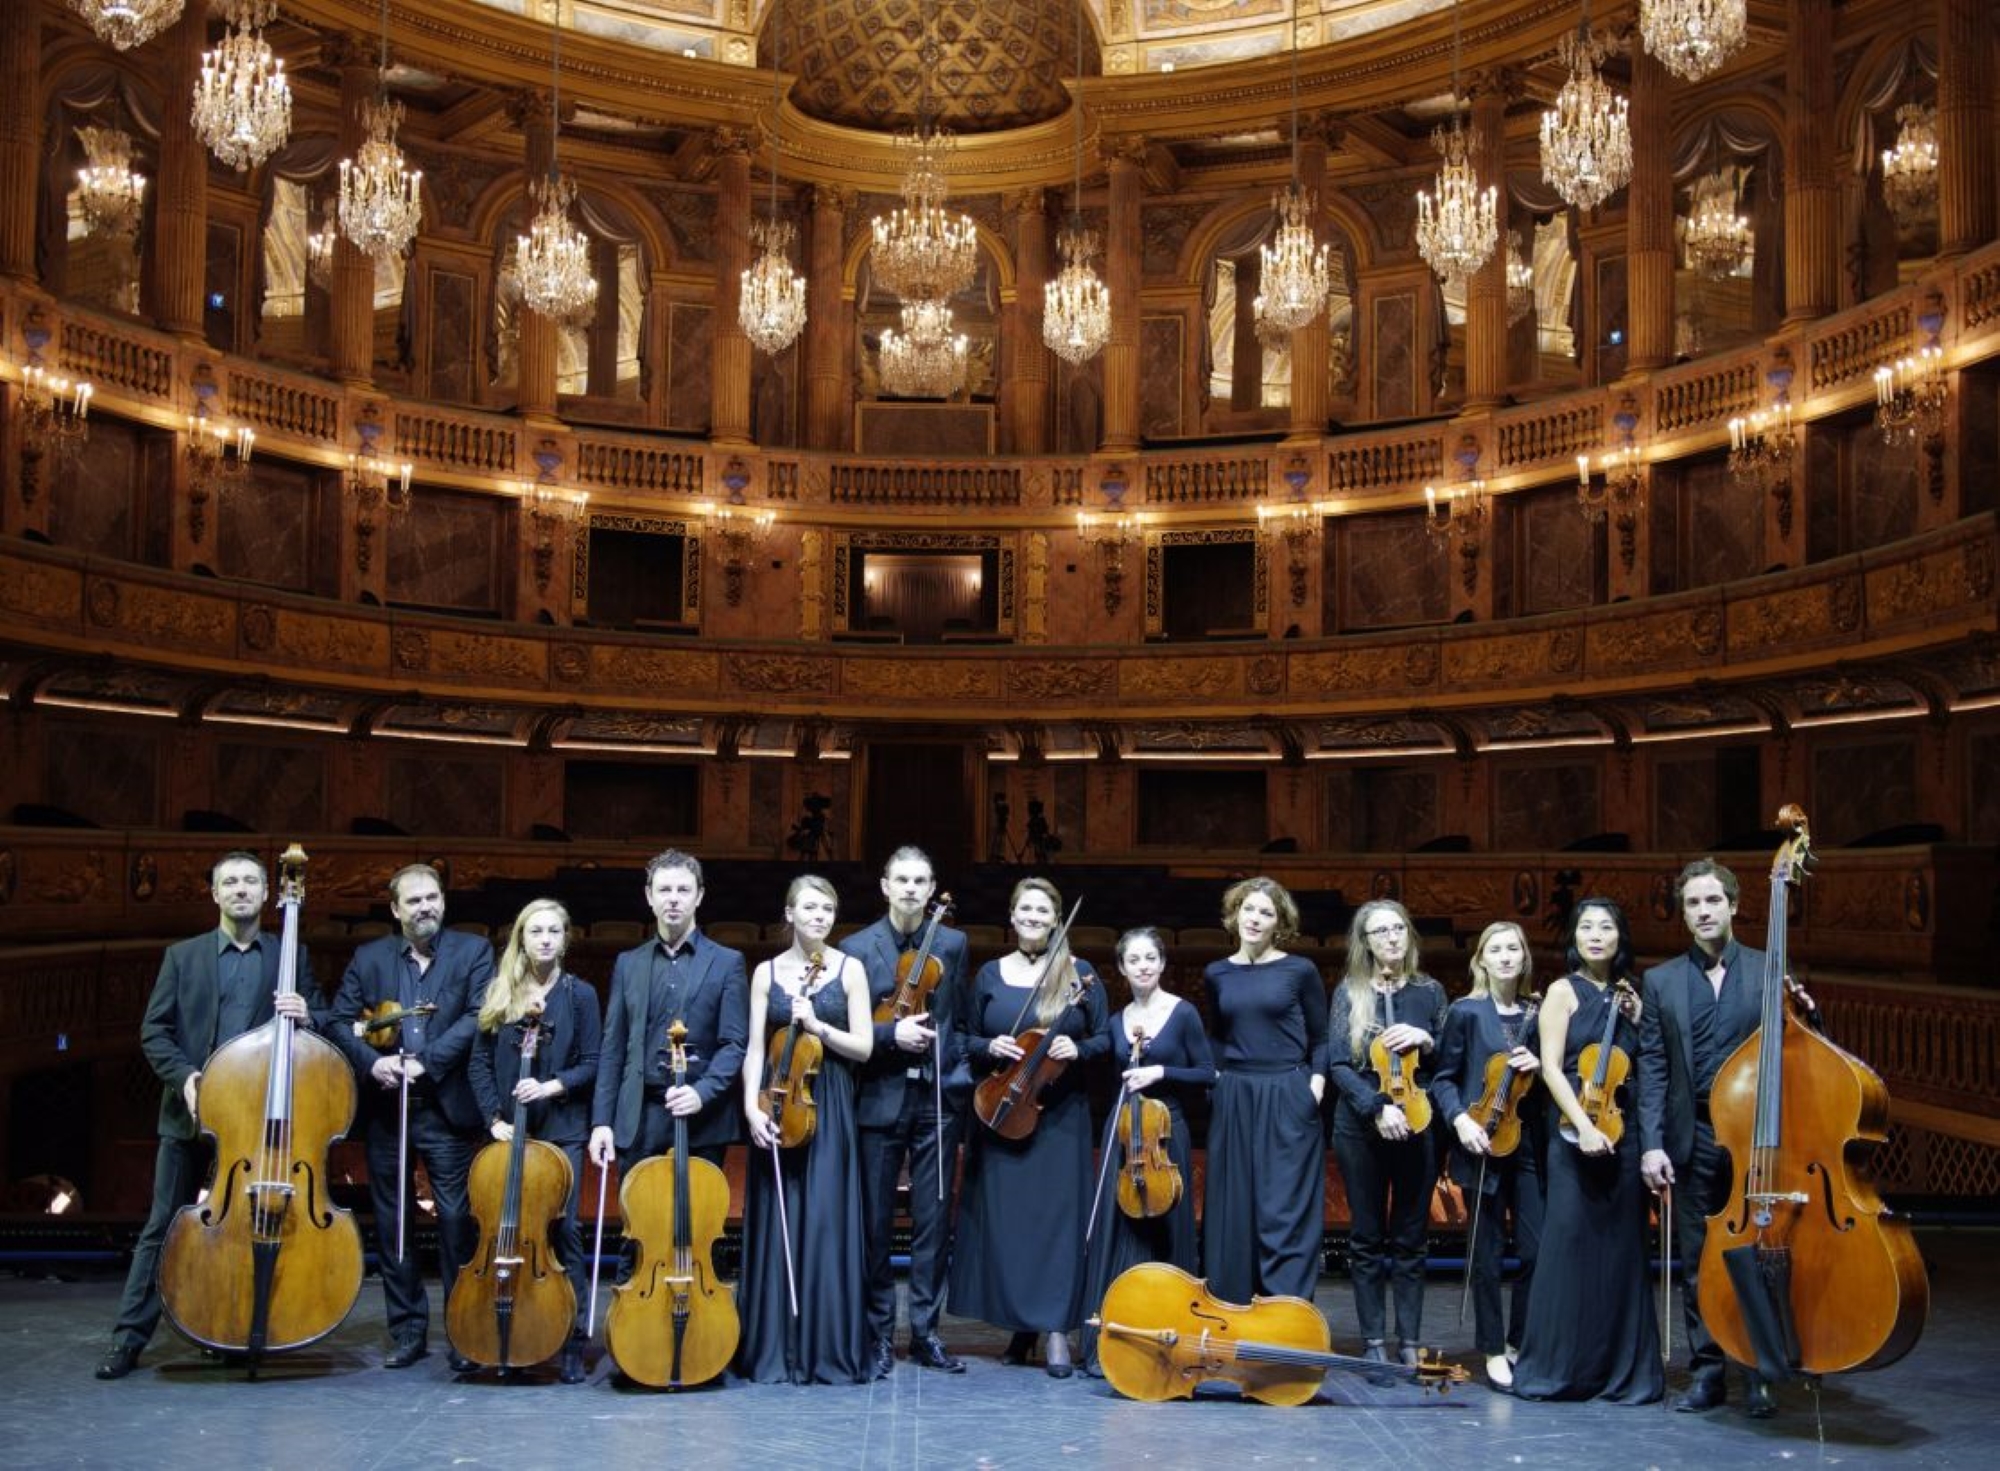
[
  {"x1": 330, "y1": 863, "x2": 494, "y2": 1371},
  {"x1": 1639, "y1": 856, "x2": 1813, "y2": 1419},
  {"x1": 589, "y1": 850, "x2": 748, "y2": 1179},
  {"x1": 95, "y1": 851, "x2": 316, "y2": 1379},
  {"x1": 845, "y1": 846, "x2": 970, "y2": 1378}
]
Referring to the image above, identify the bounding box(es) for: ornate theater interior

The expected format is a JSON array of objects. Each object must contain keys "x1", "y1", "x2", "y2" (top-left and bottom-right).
[{"x1": 0, "y1": 0, "x2": 1996, "y2": 1326}]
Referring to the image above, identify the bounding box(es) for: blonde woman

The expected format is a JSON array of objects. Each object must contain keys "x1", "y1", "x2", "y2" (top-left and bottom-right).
[
  {"x1": 1323, "y1": 899, "x2": 1448, "y2": 1365},
  {"x1": 467, "y1": 898, "x2": 601, "y2": 1383}
]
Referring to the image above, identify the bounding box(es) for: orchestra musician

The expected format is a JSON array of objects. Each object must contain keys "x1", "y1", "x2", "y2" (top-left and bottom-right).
[
  {"x1": 329, "y1": 864, "x2": 495, "y2": 1372},
  {"x1": 949, "y1": 877, "x2": 1108, "y2": 1377},
  {"x1": 1201, "y1": 877, "x2": 1327, "y2": 1306},
  {"x1": 1430, "y1": 920, "x2": 1544, "y2": 1389},
  {"x1": 466, "y1": 898, "x2": 602, "y2": 1384},
  {"x1": 737, "y1": 875, "x2": 874, "y2": 1384},
  {"x1": 845, "y1": 847, "x2": 971, "y2": 1378},
  {"x1": 1324, "y1": 898, "x2": 1448, "y2": 1365},
  {"x1": 1512, "y1": 899, "x2": 1663, "y2": 1404},
  {"x1": 93, "y1": 851, "x2": 317, "y2": 1381}
]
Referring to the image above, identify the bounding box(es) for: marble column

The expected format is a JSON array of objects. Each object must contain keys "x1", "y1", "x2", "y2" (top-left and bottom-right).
[
  {"x1": 1624, "y1": 46, "x2": 1674, "y2": 374},
  {"x1": 1463, "y1": 83, "x2": 1510, "y2": 408},
  {"x1": 512, "y1": 93, "x2": 559, "y2": 422},
  {"x1": 0, "y1": 0, "x2": 38, "y2": 282},
  {"x1": 328, "y1": 45, "x2": 378, "y2": 385},
  {"x1": 1288, "y1": 118, "x2": 1337, "y2": 436},
  {"x1": 1782, "y1": 0, "x2": 1838, "y2": 323},
  {"x1": 710, "y1": 128, "x2": 755, "y2": 446},
  {"x1": 147, "y1": 9, "x2": 207, "y2": 339},
  {"x1": 1937, "y1": 0, "x2": 1997, "y2": 258},
  {"x1": 1007, "y1": 188, "x2": 1049, "y2": 455},
  {"x1": 1100, "y1": 138, "x2": 1145, "y2": 454},
  {"x1": 803, "y1": 185, "x2": 849, "y2": 450}
]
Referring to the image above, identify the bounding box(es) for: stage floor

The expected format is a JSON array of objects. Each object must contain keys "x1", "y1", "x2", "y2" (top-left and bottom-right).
[{"x1": 6, "y1": 1228, "x2": 1992, "y2": 1470}]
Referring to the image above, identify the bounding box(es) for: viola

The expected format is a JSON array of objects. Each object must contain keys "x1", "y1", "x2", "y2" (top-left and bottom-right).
[
  {"x1": 763, "y1": 951, "x2": 827, "y2": 1150},
  {"x1": 448, "y1": 1009, "x2": 577, "y2": 1371},
  {"x1": 873, "y1": 893, "x2": 953, "y2": 1025},
  {"x1": 1368, "y1": 983, "x2": 1432, "y2": 1134},
  {"x1": 974, "y1": 899, "x2": 1091, "y2": 1141},
  {"x1": 1464, "y1": 1002, "x2": 1538, "y2": 1158},
  {"x1": 157, "y1": 845, "x2": 364, "y2": 1372},
  {"x1": 607, "y1": 1020, "x2": 740, "y2": 1388},
  {"x1": 356, "y1": 998, "x2": 436, "y2": 1052},
  {"x1": 1090, "y1": 1263, "x2": 1468, "y2": 1405},
  {"x1": 1562, "y1": 979, "x2": 1637, "y2": 1146},
  {"x1": 1697, "y1": 805, "x2": 1928, "y2": 1379},
  {"x1": 1115, "y1": 1027, "x2": 1183, "y2": 1221}
]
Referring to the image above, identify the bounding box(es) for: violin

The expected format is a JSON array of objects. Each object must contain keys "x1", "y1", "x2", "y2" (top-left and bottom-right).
[
  {"x1": 157, "y1": 845, "x2": 364, "y2": 1372},
  {"x1": 1562, "y1": 979, "x2": 1638, "y2": 1146},
  {"x1": 1463, "y1": 1002, "x2": 1538, "y2": 1158},
  {"x1": 874, "y1": 893, "x2": 952, "y2": 1025},
  {"x1": 1090, "y1": 1263, "x2": 1469, "y2": 1405},
  {"x1": 974, "y1": 900, "x2": 1091, "y2": 1140},
  {"x1": 447, "y1": 1009, "x2": 577, "y2": 1371},
  {"x1": 762, "y1": 951, "x2": 827, "y2": 1151},
  {"x1": 1697, "y1": 805, "x2": 1928, "y2": 1379},
  {"x1": 356, "y1": 998, "x2": 437, "y2": 1052},
  {"x1": 1115, "y1": 1027, "x2": 1183, "y2": 1221},
  {"x1": 607, "y1": 1020, "x2": 740, "y2": 1388},
  {"x1": 1368, "y1": 983, "x2": 1432, "y2": 1134}
]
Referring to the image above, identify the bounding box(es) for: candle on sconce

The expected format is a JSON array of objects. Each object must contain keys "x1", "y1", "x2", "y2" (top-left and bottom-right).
[
  {"x1": 1576, "y1": 454, "x2": 1591, "y2": 488},
  {"x1": 397, "y1": 462, "x2": 413, "y2": 494},
  {"x1": 74, "y1": 383, "x2": 93, "y2": 418}
]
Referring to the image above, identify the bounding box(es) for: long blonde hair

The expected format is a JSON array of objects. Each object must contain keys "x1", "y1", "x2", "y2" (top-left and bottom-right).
[
  {"x1": 1467, "y1": 920, "x2": 1536, "y2": 1003},
  {"x1": 1340, "y1": 899, "x2": 1419, "y2": 1061},
  {"x1": 1008, "y1": 876, "x2": 1075, "y2": 1026},
  {"x1": 481, "y1": 898, "x2": 571, "y2": 1031}
]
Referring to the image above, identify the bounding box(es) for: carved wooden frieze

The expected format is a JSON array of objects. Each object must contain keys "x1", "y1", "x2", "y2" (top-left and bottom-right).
[
  {"x1": 1401, "y1": 868, "x2": 1510, "y2": 923},
  {"x1": 1443, "y1": 631, "x2": 1554, "y2": 688},
  {"x1": 86, "y1": 577, "x2": 234, "y2": 654},
  {"x1": 1121, "y1": 657, "x2": 1237, "y2": 701},
  {"x1": 1868, "y1": 544, "x2": 1984, "y2": 626},
  {"x1": 423, "y1": 629, "x2": 547, "y2": 683},
  {"x1": 263, "y1": 607, "x2": 388, "y2": 671},
  {"x1": 1291, "y1": 643, "x2": 1435, "y2": 696},
  {"x1": 1586, "y1": 604, "x2": 1725, "y2": 672},
  {"x1": 843, "y1": 659, "x2": 1002, "y2": 702},
  {"x1": 1728, "y1": 582, "x2": 1838, "y2": 654},
  {"x1": 597, "y1": 644, "x2": 723, "y2": 693},
  {"x1": 1008, "y1": 661, "x2": 1115, "y2": 701},
  {"x1": 0, "y1": 556, "x2": 81, "y2": 625},
  {"x1": 725, "y1": 651, "x2": 829, "y2": 694}
]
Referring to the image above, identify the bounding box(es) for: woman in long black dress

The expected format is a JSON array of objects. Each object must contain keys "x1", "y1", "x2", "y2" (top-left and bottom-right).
[
  {"x1": 467, "y1": 897, "x2": 602, "y2": 1383},
  {"x1": 1201, "y1": 877, "x2": 1327, "y2": 1306},
  {"x1": 1512, "y1": 898, "x2": 1663, "y2": 1404},
  {"x1": 1430, "y1": 920, "x2": 1544, "y2": 1389},
  {"x1": 737, "y1": 874, "x2": 874, "y2": 1384},
  {"x1": 949, "y1": 876, "x2": 1108, "y2": 1377},
  {"x1": 1324, "y1": 898, "x2": 1448, "y2": 1364},
  {"x1": 1080, "y1": 927, "x2": 1215, "y2": 1375}
]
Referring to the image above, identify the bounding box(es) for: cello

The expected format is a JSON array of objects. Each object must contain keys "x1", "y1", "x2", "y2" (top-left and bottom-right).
[
  {"x1": 1368, "y1": 983, "x2": 1433, "y2": 1134},
  {"x1": 1697, "y1": 805, "x2": 1929, "y2": 1379},
  {"x1": 158, "y1": 844, "x2": 364, "y2": 1373},
  {"x1": 974, "y1": 898, "x2": 1090, "y2": 1139},
  {"x1": 1115, "y1": 1028, "x2": 1183, "y2": 1221},
  {"x1": 447, "y1": 1010, "x2": 577, "y2": 1372},
  {"x1": 606, "y1": 1021, "x2": 740, "y2": 1388}
]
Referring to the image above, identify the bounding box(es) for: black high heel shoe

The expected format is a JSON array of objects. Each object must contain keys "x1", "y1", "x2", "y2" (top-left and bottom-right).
[
  {"x1": 1044, "y1": 1333, "x2": 1074, "y2": 1379},
  {"x1": 1001, "y1": 1331, "x2": 1037, "y2": 1366}
]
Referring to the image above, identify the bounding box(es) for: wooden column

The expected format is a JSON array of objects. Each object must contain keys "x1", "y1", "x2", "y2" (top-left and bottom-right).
[
  {"x1": 513, "y1": 93, "x2": 559, "y2": 423},
  {"x1": 1231, "y1": 256, "x2": 1261, "y2": 409},
  {"x1": 1288, "y1": 119, "x2": 1336, "y2": 437},
  {"x1": 1100, "y1": 139, "x2": 1145, "y2": 454},
  {"x1": 587, "y1": 237, "x2": 620, "y2": 395},
  {"x1": 1782, "y1": 0, "x2": 1838, "y2": 323},
  {"x1": 803, "y1": 185, "x2": 849, "y2": 450},
  {"x1": 1937, "y1": 0, "x2": 1997, "y2": 257},
  {"x1": 328, "y1": 45, "x2": 378, "y2": 386},
  {"x1": 710, "y1": 128, "x2": 755, "y2": 447},
  {"x1": 1463, "y1": 82, "x2": 1510, "y2": 408},
  {"x1": 1624, "y1": 46, "x2": 1674, "y2": 374},
  {"x1": 147, "y1": 9, "x2": 207, "y2": 339},
  {"x1": 0, "y1": 0, "x2": 39, "y2": 282},
  {"x1": 1007, "y1": 188, "x2": 1049, "y2": 455}
]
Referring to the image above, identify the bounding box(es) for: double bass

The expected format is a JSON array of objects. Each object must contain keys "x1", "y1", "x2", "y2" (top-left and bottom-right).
[
  {"x1": 447, "y1": 1011, "x2": 577, "y2": 1372},
  {"x1": 606, "y1": 1021, "x2": 739, "y2": 1387},
  {"x1": 158, "y1": 845, "x2": 364, "y2": 1373},
  {"x1": 1697, "y1": 805, "x2": 1928, "y2": 1379},
  {"x1": 974, "y1": 899, "x2": 1090, "y2": 1139}
]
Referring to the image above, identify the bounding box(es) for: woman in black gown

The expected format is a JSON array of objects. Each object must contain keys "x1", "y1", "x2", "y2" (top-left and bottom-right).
[
  {"x1": 1201, "y1": 877, "x2": 1327, "y2": 1306},
  {"x1": 1324, "y1": 898, "x2": 1448, "y2": 1364},
  {"x1": 949, "y1": 876, "x2": 1108, "y2": 1377},
  {"x1": 467, "y1": 898, "x2": 602, "y2": 1383},
  {"x1": 1080, "y1": 927, "x2": 1215, "y2": 1375},
  {"x1": 737, "y1": 874, "x2": 874, "y2": 1384},
  {"x1": 1512, "y1": 898, "x2": 1663, "y2": 1404},
  {"x1": 1430, "y1": 920, "x2": 1544, "y2": 1389}
]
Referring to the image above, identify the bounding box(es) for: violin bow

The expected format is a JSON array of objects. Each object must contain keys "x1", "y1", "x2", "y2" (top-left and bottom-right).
[
  {"x1": 1659, "y1": 1185, "x2": 1674, "y2": 1388},
  {"x1": 1459, "y1": 1153, "x2": 1487, "y2": 1327},
  {"x1": 932, "y1": 1013, "x2": 946, "y2": 1202},
  {"x1": 395, "y1": 1042, "x2": 412, "y2": 1263},
  {"x1": 586, "y1": 1160, "x2": 609, "y2": 1338},
  {"x1": 1084, "y1": 1077, "x2": 1129, "y2": 1245},
  {"x1": 769, "y1": 1136, "x2": 799, "y2": 1318}
]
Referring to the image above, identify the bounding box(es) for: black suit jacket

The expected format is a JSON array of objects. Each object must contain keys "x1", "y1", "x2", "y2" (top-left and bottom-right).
[
  {"x1": 592, "y1": 931, "x2": 749, "y2": 1151},
  {"x1": 844, "y1": 914, "x2": 970, "y2": 1130},
  {"x1": 467, "y1": 971, "x2": 603, "y2": 1146},
  {"x1": 141, "y1": 928, "x2": 319, "y2": 1141},
  {"x1": 1637, "y1": 938, "x2": 1767, "y2": 1168},
  {"x1": 330, "y1": 927, "x2": 496, "y2": 1133}
]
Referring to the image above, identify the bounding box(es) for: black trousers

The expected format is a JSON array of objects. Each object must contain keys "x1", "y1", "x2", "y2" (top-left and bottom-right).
[
  {"x1": 1677, "y1": 1118, "x2": 1735, "y2": 1384},
  {"x1": 858, "y1": 1087, "x2": 960, "y2": 1343},
  {"x1": 1465, "y1": 1153, "x2": 1545, "y2": 1357},
  {"x1": 1332, "y1": 1125, "x2": 1436, "y2": 1343},
  {"x1": 110, "y1": 1135, "x2": 207, "y2": 1349},
  {"x1": 365, "y1": 1095, "x2": 479, "y2": 1344}
]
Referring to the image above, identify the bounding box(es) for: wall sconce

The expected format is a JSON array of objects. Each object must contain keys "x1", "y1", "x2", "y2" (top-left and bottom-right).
[
  {"x1": 345, "y1": 404, "x2": 411, "y2": 575},
  {"x1": 1577, "y1": 394, "x2": 1643, "y2": 571},
  {"x1": 1876, "y1": 295, "x2": 1948, "y2": 500},
  {"x1": 1258, "y1": 466, "x2": 1318, "y2": 612},
  {"x1": 1727, "y1": 351, "x2": 1796, "y2": 537},
  {"x1": 184, "y1": 366, "x2": 253, "y2": 545},
  {"x1": 1425, "y1": 436, "x2": 1488, "y2": 594},
  {"x1": 1076, "y1": 509, "x2": 1137, "y2": 615},
  {"x1": 706, "y1": 466, "x2": 776, "y2": 608},
  {"x1": 8, "y1": 312, "x2": 93, "y2": 507},
  {"x1": 517, "y1": 439, "x2": 588, "y2": 595}
]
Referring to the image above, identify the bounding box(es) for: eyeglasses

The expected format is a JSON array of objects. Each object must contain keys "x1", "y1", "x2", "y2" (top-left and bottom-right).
[{"x1": 1364, "y1": 922, "x2": 1408, "y2": 939}]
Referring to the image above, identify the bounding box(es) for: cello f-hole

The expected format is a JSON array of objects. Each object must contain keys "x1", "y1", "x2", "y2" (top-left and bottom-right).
[{"x1": 1808, "y1": 1162, "x2": 1856, "y2": 1231}]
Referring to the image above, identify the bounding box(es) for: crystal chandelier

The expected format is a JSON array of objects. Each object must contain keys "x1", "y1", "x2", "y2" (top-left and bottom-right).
[
  {"x1": 514, "y1": 13, "x2": 597, "y2": 323},
  {"x1": 871, "y1": 4, "x2": 978, "y2": 305},
  {"x1": 1505, "y1": 232, "x2": 1534, "y2": 325},
  {"x1": 880, "y1": 297, "x2": 969, "y2": 399},
  {"x1": 1881, "y1": 103, "x2": 1939, "y2": 228},
  {"x1": 74, "y1": 126, "x2": 147, "y2": 239},
  {"x1": 1253, "y1": 17, "x2": 1331, "y2": 337},
  {"x1": 1682, "y1": 165, "x2": 1751, "y2": 279},
  {"x1": 1043, "y1": 0, "x2": 1109, "y2": 365},
  {"x1": 739, "y1": 0, "x2": 806, "y2": 355},
  {"x1": 1416, "y1": 2, "x2": 1497, "y2": 291},
  {"x1": 339, "y1": 0, "x2": 423, "y2": 261},
  {"x1": 1638, "y1": 0, "x2": 1746, "y2": 84},
  {"x1": 69, "y1": 1, "x2": 183, "y2": 52},
  {"x1": 192, "y1": 1, "x2": 291, "y2": 172},
  {"x1": 1539, "y1": 15, "x2": 1631, "y2": 213}
]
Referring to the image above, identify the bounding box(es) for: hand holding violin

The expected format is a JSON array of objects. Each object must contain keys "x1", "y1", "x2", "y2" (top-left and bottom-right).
[
  {"x1": 1378, "y1": 1022, "x2": 1432, "y2": 1055},
  {"x1": 746, "y1": 1101, "x2": 779, "y2": 1149},
  {"x1": 988, "y1": 1034, "x2": 1026, "y2": 1063},
  {"x1": 893, "y1": 1011, "x2": 936, "y2": 1052},
  {"x1": 1124, "y1": 1063, "x2": 1165, "y2": 1091},
  {"x1": 1376, "y1": 1102, "x2": 1412, "y2": 1141}
]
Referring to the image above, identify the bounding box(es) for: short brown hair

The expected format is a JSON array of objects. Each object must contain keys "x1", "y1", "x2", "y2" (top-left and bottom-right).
[
  {"x1": 1675, "y1": 858, "x2": 1740, "y2": 908},
  {"x1": 1221, "y1": 876, "x2": 1300, "y2": 946},
  {"x1": 388, "y1": 863, "x2": 442, "y2": 902}
]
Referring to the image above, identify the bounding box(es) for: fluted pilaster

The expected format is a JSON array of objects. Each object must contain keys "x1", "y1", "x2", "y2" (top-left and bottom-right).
[
  {"x1": 1464, "y1": 83, "x2": 1510, "y2": 408},
  {"x1": 329, "y1": 47, "x2": 378, "y2": 385},
  {"x1": 803, "y1": 185, "x2": 849, "y2": 450},
  {"x1": 1938, "y1": 0, "x2": 1997, "y2": 257},
  {"x1": 1288, "y1": 120, "x2": 1336, "y2": 436},
  {"x1": 1101, "y1": 139, "x2": 1145, "y2": 454},
  {"x1": 710, "y1": 128, "x2": 755, "y2": 446},
  {"x1": 1783, "y1": 0, "x2": 1838, "y2": 321},
  {"x1": 1625, "y1": 47, "x2": 1674, "y2": 374},
  {"x1": 0, "y1": 0, "x2": 39, "y2": 282},
  {"x1": 1008, "y1": 188, "x2": 1049, "y2": 455},
  {"x1": 513, "y1": 93, "x2": 559, "y2": 421},
  {"x1": 148, "y1": 10, "x2": 207, "y2": 339}
]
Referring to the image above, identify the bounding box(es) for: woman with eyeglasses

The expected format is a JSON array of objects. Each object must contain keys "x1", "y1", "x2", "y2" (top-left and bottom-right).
[
  {"x1": 1324, "y1": 898, "x2": 1448, "y2": 1365},
  {"x1": 1201, "y1": 877, "x2": 1327, "y2": 1307}
]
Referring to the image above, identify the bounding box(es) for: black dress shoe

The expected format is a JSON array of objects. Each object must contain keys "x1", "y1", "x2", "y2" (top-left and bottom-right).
[
  {"x1": 383, "y1": 1336, "x2": 429, "y2": 1370},
  {"x1": 909, "y1": 1334, "x2": 964, "y2": 1374},
  {"x1": 869, "y1": 1337, "x2": 896, "y2": 1381},
  {"x1": 447, "y1": 1350, "x2": 478, "y2": 1374},
  {"x1": 94, "y1": 1343, "x2": 141, "y2": 1380},
  {"x1": 1000, "y1": 1331, "x2": 1036, "y2": 1366},
  {"x1": 559, "y1": 1337, "x2": 586, "y2": 1385},
  {"x1": 1744, "y1": 1377, "x2": 1777, "y2": 1419},
  {"x1": 1675, "y1": 1375, "x2": 1726, "y2": 1413}
]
